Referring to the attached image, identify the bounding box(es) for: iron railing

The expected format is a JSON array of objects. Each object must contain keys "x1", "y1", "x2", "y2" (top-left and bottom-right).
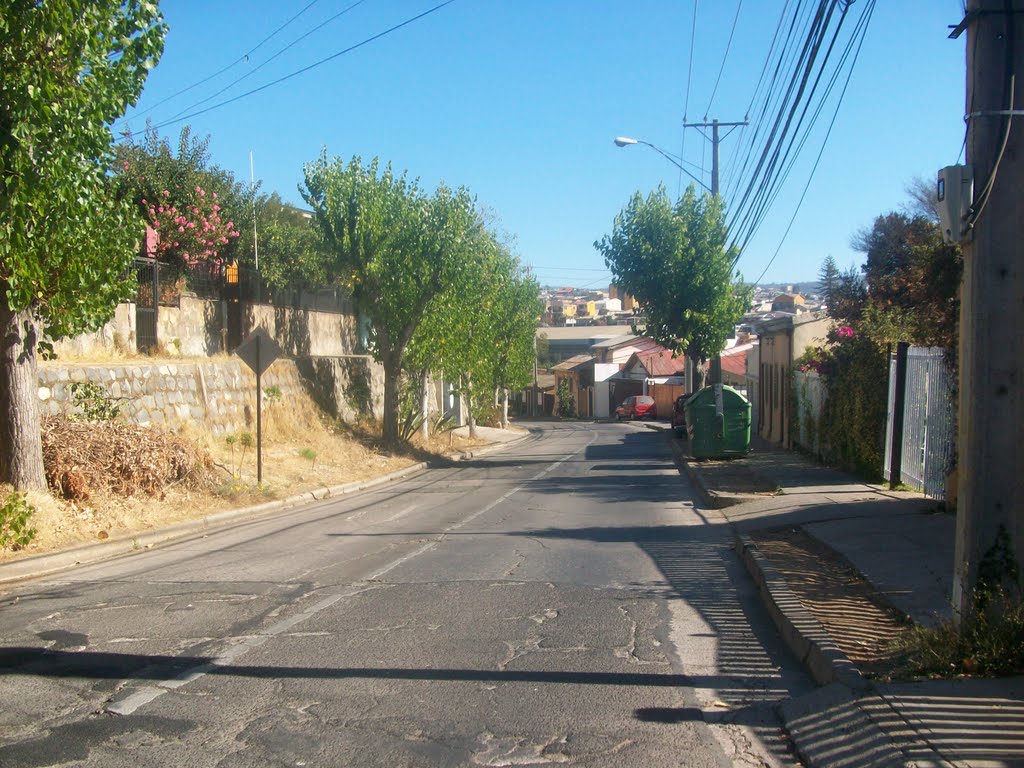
[{"x1": 883, "y1": 347, "x2": 956, "y2": 499}]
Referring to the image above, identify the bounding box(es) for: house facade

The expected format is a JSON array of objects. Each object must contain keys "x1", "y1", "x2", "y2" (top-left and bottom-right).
[{"x1": 755, "y1": 313, "x2": 829, "y2": 446}]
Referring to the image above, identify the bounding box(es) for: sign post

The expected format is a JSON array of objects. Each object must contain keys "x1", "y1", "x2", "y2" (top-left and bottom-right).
[{"x1": 234, "y1": 328, "x2": 281, "y2": 484}]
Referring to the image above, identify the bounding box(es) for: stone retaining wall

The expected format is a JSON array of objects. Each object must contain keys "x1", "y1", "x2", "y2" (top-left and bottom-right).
[{"x1": 37, "y1": 355, "x2": 384, "y2": 436}]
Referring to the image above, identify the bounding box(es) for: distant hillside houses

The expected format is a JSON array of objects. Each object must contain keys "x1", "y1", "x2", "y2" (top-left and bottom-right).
[{"x1": 540, "y1": 284, "x2": 641, "y2": 327}]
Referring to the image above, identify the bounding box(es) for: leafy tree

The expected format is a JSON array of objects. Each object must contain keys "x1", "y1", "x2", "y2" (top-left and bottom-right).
[
  {"x1": 252, "y1": 193, "x2": 329, "y2": 291},
  {"x1": 595, "y1": 185, "x2": 750, "y2": 391},
  {"x1": 0, "y1": 1, "x2": 166, "y2": 489},
  {"x1": 904, "y1": 175, "x2": 941, "y2": 223},
  {"x1": 407, "y1": 227, "x2": 511, "y2": 439},
  {"x1": 487, "y1": 262, "x2": 541, "y2": 427},
  {"x1": 828, "y1": 265, "x2": 868, "y2": 329},
  {"x1": 556, "y1": 378, "x2": 576, "y2": 418},
  {"x1": 115, "y1": 124, "x2": 249, "y2": 270},
  {"x1": 302, "y1": 154, "x2": 478, "y2": 448},
  {"x1": 818, "y1": 254, "x2": 839, "y2": 306},
  {"x1": 852, "y1": 212, "x2": 961, "y2": 348}
]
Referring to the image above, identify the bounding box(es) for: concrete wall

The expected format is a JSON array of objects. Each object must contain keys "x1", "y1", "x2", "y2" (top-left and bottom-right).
[{"x1": 37, "y1": 354, "x2": 384, "y2": 436}]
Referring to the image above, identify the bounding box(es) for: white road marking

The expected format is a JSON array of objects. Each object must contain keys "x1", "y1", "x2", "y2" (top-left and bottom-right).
[{"x1": 106, "y1": 431, "x2": 597, "y2": 716}]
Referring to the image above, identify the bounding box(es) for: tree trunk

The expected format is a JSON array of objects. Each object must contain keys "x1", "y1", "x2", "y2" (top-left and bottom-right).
[
  {"x1": 464, "y1": 373, "x2": 477, "y2": 440},
  {"x1": 501, "y1": 388, "x2": 509, "y2": 429},
  {"x1": 0, "y1": 301, "x2": 46, "y2": 490},
  {"x1": 381, "y1": 353, "x2": 402, "y2": 449},
  {"x1": 420, "y1": 369, "x2": 430, "y2": 443}
]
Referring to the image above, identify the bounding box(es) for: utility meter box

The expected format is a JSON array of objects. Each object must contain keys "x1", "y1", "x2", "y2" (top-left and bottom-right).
[{"x1": 937, "y1": 165, "x2": 973, "y2": 243}]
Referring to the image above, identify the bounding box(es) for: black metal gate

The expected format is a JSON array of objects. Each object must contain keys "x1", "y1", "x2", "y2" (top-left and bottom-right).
[{"x1": 135, "y1": 259, "x2": 159, "y2": 352}]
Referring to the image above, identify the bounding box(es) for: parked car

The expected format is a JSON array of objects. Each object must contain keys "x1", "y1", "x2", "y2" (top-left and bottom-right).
[
  {"x1": 671, "y1": 393, "x2": 690, "y2": 437},
  {"x1": 615, "y1": 395, "x2": 657, "y2": 420}
]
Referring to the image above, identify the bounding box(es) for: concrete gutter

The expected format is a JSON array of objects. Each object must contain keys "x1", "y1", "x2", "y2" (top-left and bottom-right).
[{"x1": 0, "y1": 429, "x2": 533, "y2": 587}]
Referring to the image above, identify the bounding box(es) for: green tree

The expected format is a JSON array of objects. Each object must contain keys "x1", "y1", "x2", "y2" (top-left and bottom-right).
[
  {"x1": 818, "y1": 254, "x2": 839, "y2": 307},
  {"x1": 407, "y1": 226, "x2": 507, "y2": 440},
  {"x1": 115, "y1": 124, "x2": 250, "y2": 270},
  {"x1": 595, "y1": 185, "x2": 750, "y2": 390},
  {"x1": 252, "y1": 193, "x2": 329, "y2": 291},
  {"x1": 487, "y1": 262, "x2": 541, "y2": 427},
  {"x1": 302, "y1": 154, "x2": 478, "y2": 448},
  {"x1": 556, "y1": 378, "x2": 576, "y2": 419},
  {"x1": 0, "y1": 1, "x2": 166, "y2": 489},
  {"x1": 852, "y1": 212, "x2": 961, "y2": 349}
]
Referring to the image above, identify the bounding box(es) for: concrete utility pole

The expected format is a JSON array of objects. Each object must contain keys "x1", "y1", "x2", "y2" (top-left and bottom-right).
[
  {"x1": 681, "y1": 119, "x2": 747, "y2": 385},
  {"x1": 953, "y1": 1, "x2": 1024, "y2": 619}
]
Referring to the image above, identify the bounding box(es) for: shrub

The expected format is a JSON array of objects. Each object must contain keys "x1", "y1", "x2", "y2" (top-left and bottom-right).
[
  {"x1": 69, "y1": 382, "x2": 121, "y2": 422},
  {"x1": 556, "y1": 379, "x2": 576, "y2": 418},
  {"x1": 0, "y1": 491, "x2": 37, "y2": 551},
  {"x1": 892, "y1": 587, "x2": 1024, "y2": 678}
]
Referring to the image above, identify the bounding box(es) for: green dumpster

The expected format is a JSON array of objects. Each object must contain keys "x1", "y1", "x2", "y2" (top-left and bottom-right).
[{"x1": 684, "y1": 384, "x2": 751, "y2": 459}]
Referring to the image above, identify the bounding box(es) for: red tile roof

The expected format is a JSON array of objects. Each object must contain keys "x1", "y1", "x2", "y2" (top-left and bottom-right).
[{"x1": 628, "y1": 347, "x2": 686, "y2": 377}]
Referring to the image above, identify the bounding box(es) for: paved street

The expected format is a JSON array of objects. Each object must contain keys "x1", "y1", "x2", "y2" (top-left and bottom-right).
[{"x1": 0, "y1": 422, "x2": 813, "y2": 767}]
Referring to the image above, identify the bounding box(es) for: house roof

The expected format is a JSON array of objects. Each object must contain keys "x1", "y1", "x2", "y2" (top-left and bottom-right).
[
  {"x1": 590, "y1": 334, "x2": 659, "y2": 351},
  {"x1": 624, "y1": 346, "x2": 686, "y2": 377},
  {"x1": 552, "y1": 354, "x2": 594, "y2": 373},
  {"x1": 537, "y1": 326, "x2": 634, "y2": 342},
  {"x1": 720, "y1": 344, "x2": 751, "y2": 377},
  {"x1": 773, "y1": 292, "x2": 805, "y2": 303}
]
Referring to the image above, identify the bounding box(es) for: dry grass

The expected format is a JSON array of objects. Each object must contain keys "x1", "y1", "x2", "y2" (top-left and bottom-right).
[{"x1": 2, "y1": 388, "x2": 491, "y2": 564}]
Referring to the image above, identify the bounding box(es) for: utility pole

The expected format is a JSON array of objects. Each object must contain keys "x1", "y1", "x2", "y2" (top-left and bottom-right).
[
  {"x1": 952, "y1": 1, "x2": 1024, "y2": 620},
  {"x1": 681, "y1": 118, "x2": 747, "y2": 386}
]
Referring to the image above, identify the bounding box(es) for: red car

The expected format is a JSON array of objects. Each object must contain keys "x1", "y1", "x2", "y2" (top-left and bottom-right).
[{"x1": 615, "y1": 395, "x2": 657, "y2": 421}]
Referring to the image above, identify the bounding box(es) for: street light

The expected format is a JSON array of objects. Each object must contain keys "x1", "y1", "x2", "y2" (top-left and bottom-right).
[{"x1": 613, "y1": 136, "x2": 711, "y2": 194}]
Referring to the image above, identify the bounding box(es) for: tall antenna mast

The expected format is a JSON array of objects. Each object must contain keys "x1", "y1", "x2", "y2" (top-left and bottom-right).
[{"x1": 250, "y1": 150, "x2": 259, "y2": 272}]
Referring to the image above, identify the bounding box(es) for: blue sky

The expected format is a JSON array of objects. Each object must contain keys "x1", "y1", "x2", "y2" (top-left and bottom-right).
[{"x1": 118, "y1": 1, "x2": 967, "y2": 288}]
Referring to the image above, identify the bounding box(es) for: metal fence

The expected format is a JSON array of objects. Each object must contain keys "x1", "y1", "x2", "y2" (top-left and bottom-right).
[
  {"x1": 883, "y1": 346, "x2": 956, "y2": 499},
  {"x1": 792, "y1": 369, "x2": 826, "y2": 457},
  {"x1": 133, "y1": 258, "x2": 354, "y2": 352}
]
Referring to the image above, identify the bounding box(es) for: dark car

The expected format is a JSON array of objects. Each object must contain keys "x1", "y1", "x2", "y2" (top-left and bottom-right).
[
  {"x1": 671, "y1": 393, "x2": 690, "y2": 437},
  {"x1": 615, "y1": 395, "x2": 657, "y2": 421}
]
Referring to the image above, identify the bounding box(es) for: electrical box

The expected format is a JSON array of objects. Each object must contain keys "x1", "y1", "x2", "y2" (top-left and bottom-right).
[{"x1": 937, "y1": 165, "x2": 973, "y2": 243}]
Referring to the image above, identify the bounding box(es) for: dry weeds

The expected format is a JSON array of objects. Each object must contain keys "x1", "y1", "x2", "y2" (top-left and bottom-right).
[{"x1": 2, "y1": 387, "x2": 493, "y2": 564}]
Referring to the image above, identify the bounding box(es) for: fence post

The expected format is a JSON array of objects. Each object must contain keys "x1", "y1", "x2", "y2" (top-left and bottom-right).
[{"x1": 888, "y1": 342, "x2": 910, "y2": 490}]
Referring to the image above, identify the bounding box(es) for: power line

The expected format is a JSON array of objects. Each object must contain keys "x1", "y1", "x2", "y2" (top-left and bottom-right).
[
  {"x1": 677, "y1": 0, "x2": 700, "y2": 198},
  {"x1": 162, "y1": 0, "x2": 370, "y2": 125},
  {"x1": 722, "y1": 0, "x2": 793, "y2": 195},
  {"x1": 724, "y1": 0, "x2": 876, "y2": 262},
  {"x1": 704, "y1": 0, "x2": 743, "y2": 119},
  {"x1": 730, "y1": 0, "x2": 852, "y2": 250},
  {"x1": 150, "y1": 0, "x2": 457, "y2": 132},
  {"x1": 747, "y1": 0, "x2": 875, "y2": 284},
  {"x1": 734, "y1": 4, "x2": 870, "y2": 256},
  {"x1": 119, "y1": 0, "x2": 324, "y2": 127}
]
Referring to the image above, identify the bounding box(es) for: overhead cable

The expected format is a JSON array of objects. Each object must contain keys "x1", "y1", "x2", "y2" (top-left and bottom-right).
[
  {"x1": 118, "y1": 0, "x2": 324, "y2": 127},
  {"x1": 150, "y1": 0, "x2": 457, "y2": 132}
]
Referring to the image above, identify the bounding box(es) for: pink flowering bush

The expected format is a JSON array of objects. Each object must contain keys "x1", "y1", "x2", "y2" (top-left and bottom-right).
[{"x1": 142, "y1": 186, "x2": 240, "y2": 268}]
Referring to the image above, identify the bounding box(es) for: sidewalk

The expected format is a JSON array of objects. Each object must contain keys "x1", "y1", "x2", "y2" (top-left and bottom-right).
[{"x1": 677, "y1": 436, "x2": 1024, "y2": 768}]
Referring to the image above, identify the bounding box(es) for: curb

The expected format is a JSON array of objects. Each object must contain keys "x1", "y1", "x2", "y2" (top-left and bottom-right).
[
  {"x1": 0, "y1": 429, "x2": 533, "y2": 587},
  {"x1": 667, "y1": 434, "x2": 759, "y2": 509},
  {"x1": 734, "y1": 532, "x2": 868, "y2": 691}
]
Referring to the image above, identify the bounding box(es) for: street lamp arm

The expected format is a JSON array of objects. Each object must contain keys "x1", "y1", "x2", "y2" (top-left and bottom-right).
[
  {"x1": 636, "y1": 140, "x2": 711, "y2": 193},
  {"x1": 613, "y1": 137, "x2": 711, "y2": 194}
]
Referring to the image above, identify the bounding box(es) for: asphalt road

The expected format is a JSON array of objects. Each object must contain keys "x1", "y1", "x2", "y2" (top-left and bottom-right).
[{"x1": 0, "y1": 421, "x2": 812, "y2": 767}]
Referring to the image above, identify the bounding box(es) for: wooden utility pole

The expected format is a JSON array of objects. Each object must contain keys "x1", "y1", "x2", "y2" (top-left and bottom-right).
[
  {"x1": 682, "y1": 118, "x2": 747, "y2": 386},
  {"x1": 953, "y1": 1, "x2": 1024, "y2": 619}
]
